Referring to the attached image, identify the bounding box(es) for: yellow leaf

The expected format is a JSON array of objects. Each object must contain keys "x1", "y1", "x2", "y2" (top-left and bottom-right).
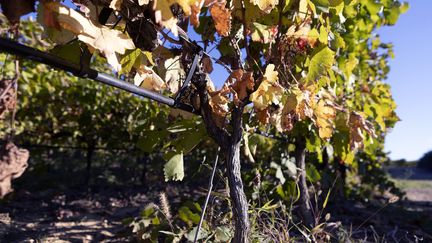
[
  {"x1": 251, "y1": 0, "x2": 279, "y2": 13},
  {"x1": 139, "y1": 0, "x2": 150, "y2": 5},
  {"x1": 134, "y1": 65, "x2": 166, "y2": 91},
  {"x1": 299, "y1": 0, "x2": 309, "y2": 20},
  {"x1": 250, "y1": 64, "x2": 284, "y2": 110},
  {"x1": 314, "y1": 99, "x2": 336, "y2": 139},
  {"x1": 45, "y1": 2, "x2": 135, "y2": 71},
  {"x1": 279, "y1": 86, "x2": 314, "y2": 132},
  {"x1": 109, "y1": 0, "x2": 123, "y2": 10},
  {"x1": 153, "y1": 0, "x2": 200, "y2": 35},
  {"x1": 263, "y1": 63, "x2": 278, "y2": 82}
]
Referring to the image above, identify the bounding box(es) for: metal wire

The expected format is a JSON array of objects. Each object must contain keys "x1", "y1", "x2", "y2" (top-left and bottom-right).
[{"x1": 193, "y1": 147, "x2": 220, "y2": 243}]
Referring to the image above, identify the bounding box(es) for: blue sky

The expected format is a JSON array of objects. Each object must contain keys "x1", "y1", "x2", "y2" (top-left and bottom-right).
[{"x1": 379, "y1": 0, "x2": 432, "y2": 161}]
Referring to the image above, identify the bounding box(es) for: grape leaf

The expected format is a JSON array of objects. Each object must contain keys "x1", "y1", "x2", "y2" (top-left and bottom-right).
[
  {"x1": 164, "y1": 152, "x2": 184, "y2": 181},
  {"x1": 280, "y1": 87, "x2": 314, "y2": 132},
  {"x1": 229, "y1": 70, "x2": 255, "y2": 105},
  {"x1": 153, "y1": 0, "x2": 200, "y2": 36},
  {"x1": 250, "y1": 64, "x2": 284, "y2": 110},
  {"x1": 109, "y1": 0, "x2": 123, "y2": 10},
  {"x1": 307, "y1": 46, "x2": 335, "y2": 82},
  {"x1": 209, "y1": 84, "x2": 230, "y2": 127},
  {"x1": 209, "y1": 1, "x2": 232, "y2": 36},
  {"x1": 42, "y1": 2, "x2": 135, "y2": 71},
  {"x1": 313, "y1": 99, "x2": 336, "y2": 139},
  {"x1": 348, "y1": 111, "x2": 376, "y2": 150},
  {"x1": 251, "y1": 23, "x2": 277, "y2": 44},
  {"x1": 134, "y1": 65, "x2": 166, "y2": 91},
  {"x1": 251, "y1": 0, "x2": 279, "y2": 13}
]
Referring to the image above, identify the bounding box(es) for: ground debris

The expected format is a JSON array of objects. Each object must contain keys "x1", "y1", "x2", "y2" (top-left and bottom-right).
[{"x1": 0, "y1": 141, "x2": 29, "y2": 198}]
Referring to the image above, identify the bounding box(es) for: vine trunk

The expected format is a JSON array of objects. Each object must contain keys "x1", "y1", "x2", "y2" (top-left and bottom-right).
[
  {"x1": 295, "y1": 139, "x2": 314, "y2": 227},
  {"x1": 225, "y1": 106, "x2": 249, "y2": 242}
]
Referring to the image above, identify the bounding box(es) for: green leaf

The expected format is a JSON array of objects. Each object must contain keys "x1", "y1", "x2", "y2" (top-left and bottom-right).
[
  {"x1": 164, "y1": 152, "x2": 184, "y2": 181},
  {"x1": 322, "y1": 187, "x2": 332, "y2": 209},
  {"x1": 119, "y1": 48, "x2": 142, "y2": 74},
  {"x1": 384, "y1": 5, "x2": 401, "y2": 25},
  {"x1": 399, "y1": 2, "x2": 409, "y2": 14},
  {"x1": 215, "y1": 226, "x2": 232, "y2": 242},
  {"x1": 50, "y1": 40, "x2": 90, "y2": 66},
  {"x1": 331, "y1": 32, "x2": 346, "y2": 49},
  {"x1": 307, "y1": 46, "x2": 335, "y2": 82},
  {"x1": 363, "y1": 0, "x2": 382, "y2": 16},
  {"x1": 319, "y1": 26, "x2": 328, "y2": 44},
  {"x1": 137, "y1": 130, "x2": 169, "y2": 153},
  {"x1": 174, "y1": 130, "x2": 205, "y2": 154},
  {"x1": 186, "y1": 227, "x2": 209, "y2": 242},
  {"x1": 178, "y1": 206, "x2": 201, "y2": 225},
  {"x1": 306, "y1": 164, "x2": 321, "y2": 182},
  {"x1": 312, "y1": 0, "x2": 343, "y2": 7}
]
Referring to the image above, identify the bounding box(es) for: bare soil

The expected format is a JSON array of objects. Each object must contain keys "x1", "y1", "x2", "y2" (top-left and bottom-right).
[
  {"x1": 0, "y1": 187, "x2": 150, "y2": 242},
  {"x1": 0, "y1": 166, "x2": 431, "y2": 242}
]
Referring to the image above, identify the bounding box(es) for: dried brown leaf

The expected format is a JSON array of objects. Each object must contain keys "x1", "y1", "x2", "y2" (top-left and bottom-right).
[
  {"x1": 209, "y1": 1, "x2": 231, "y2": 37},
  {"x1": 0, "y1": 142, "x2": 29, "y2": 198}
]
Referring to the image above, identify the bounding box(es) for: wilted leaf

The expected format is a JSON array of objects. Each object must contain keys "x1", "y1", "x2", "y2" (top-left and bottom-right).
[
  {"x1": 209, "y1": 1, "x2": 232, "y2": 37},
  {"x1": 0, "y1": 79, "x2": 16, "y2": 119},
  {"x1": 109, "y1": 0, "x2": 123, "y2": 10},
  {"x1": 134, "y1": 65, "x2": 166, "y2": 91},
  {"x1": 153, "y1": 0, "x2": 200, "y2": 36},
  {"x1": 251, "y1": 0, "x2": 279, "y2": 13},
  {"x1": 256, "y1": 108, "x2": 270, "y2": 124},
  {"x1": 201, "y1": 56, "x2": 213, "y2": 74},
  {"x1": 280, "y1": 87, "x2": 314, "y2": 131},
  {"x1": 348, "y1": 111, "x2": 376, "y2": 150},
  {"x1": 209, "y1": 84, "x2": 230, "y2": 127},
  {"x1": 0, "y1": 142, "x2": 29, "y2": 198},
  {"x1": 250, "y1": 64, "x2": 284, "y2": 110},
  {"x1": 190, "y1": 0, "x2": 205, "y2": 26},
  {"x1": 229, "y1": 70, "x2": 255, "y2": 105},
  {"x1": 42, "y1": 2, "x2": 135, "y2": 71}
]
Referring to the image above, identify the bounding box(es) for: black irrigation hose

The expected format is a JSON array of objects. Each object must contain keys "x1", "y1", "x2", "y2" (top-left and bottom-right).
[{"x1": 0, "y1": 37, "x2": 194, "y2": 111}]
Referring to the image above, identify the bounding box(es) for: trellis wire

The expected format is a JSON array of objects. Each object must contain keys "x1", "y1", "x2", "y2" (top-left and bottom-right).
[{"x1": 193, "y1": 147, "x2": 220, "y2": 243}]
